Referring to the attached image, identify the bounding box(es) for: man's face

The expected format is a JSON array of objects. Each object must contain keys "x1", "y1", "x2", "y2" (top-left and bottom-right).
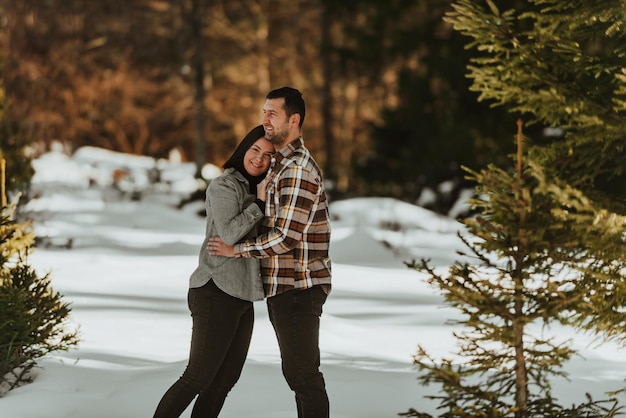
[{"x1": 262, "y1": 98, "x2": 291, "y2": 146}]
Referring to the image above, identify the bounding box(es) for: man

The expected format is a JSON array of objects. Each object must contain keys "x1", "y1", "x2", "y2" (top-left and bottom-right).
[{"x1": 208, "y1": 86, "x2": 332, "y2": 418}]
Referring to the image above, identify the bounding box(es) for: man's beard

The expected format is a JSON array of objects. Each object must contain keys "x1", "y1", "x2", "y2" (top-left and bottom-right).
[{"x1": 265, "y1": 124, "x2": 290, "y2": 146}]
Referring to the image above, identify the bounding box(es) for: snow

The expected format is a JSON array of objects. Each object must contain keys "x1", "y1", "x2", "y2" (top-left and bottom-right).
[{"x1": 2, "y1": 145, "x2": 625, "y2": 417}]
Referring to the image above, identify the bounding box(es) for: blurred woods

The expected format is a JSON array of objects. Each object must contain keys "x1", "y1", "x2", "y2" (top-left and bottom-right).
[{"x1": 0, "y1": 0, "x2": 517, "y2": 211}]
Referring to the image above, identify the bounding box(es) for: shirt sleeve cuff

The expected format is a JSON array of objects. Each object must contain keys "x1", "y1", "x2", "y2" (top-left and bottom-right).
[
  {"x1": 254, "y1": 198, "x2": 266, "y2": 213},
  {"x1": 233, "y1": 243, "x2": 245, "y2": 258}
]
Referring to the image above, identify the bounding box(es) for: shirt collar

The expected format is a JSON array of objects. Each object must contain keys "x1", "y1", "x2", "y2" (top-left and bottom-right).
[{"x1": 274, "y1": 137, "x2": 303, "y2": 163}]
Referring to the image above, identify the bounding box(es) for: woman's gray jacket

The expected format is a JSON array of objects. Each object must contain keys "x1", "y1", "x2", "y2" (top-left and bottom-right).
[{"x1": 188, "y1": 168, "x2": 265, "y2": 301}]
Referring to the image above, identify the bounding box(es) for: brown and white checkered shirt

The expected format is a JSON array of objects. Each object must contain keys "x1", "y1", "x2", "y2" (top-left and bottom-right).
[{"x1": 233, "y1": 137, "x2": 332, "y2": 297}]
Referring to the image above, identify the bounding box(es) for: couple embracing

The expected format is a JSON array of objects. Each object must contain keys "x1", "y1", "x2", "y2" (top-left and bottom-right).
[{"x1": 152, "y1": 87, "x2": 332, "y2": 418}]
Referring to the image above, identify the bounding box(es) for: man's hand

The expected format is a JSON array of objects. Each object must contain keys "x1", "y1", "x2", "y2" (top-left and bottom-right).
[{"x1": 208, "y1": 237, "x2": 236, "y2": 257}]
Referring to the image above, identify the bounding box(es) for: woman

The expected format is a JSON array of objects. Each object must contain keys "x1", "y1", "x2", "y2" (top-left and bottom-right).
[{"x1": 153, "y1": 125, "x2": 274, "y2": 418}]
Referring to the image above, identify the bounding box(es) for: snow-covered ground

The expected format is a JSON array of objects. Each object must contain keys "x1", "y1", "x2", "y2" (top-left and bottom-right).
[{"x1": 2, "y1": 146, "x2": 625, "y2": 417}]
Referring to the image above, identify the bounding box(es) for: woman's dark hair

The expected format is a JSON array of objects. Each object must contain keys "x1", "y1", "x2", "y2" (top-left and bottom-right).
[
  {"x1": 266, "y1": 86, "x2": 305, "y2": 128},
  {"x1": 222, "y1": 125, "x2": 266, "y2": 171}
]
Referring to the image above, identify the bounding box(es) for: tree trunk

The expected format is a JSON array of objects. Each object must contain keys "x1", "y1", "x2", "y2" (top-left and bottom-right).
[
  {"x1": 191, "y1": 0, "x2": 207, "y2": 178},
  {"x1": 320, "y1": 4, "x2": 335, "y2": 183},
  {"x1": 513, "y1": 281, "x2": 528, "y2": 418},
  {"x1": 513, "y1": 121, "x2": 528, "y2": 418}
]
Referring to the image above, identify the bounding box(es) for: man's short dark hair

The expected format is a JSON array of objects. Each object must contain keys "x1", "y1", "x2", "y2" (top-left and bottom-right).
[{"x1": 266, "y1": 87, "x2": 305, "y2": 128}]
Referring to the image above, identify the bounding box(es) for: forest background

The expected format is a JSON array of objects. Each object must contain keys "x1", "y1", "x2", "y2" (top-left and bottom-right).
[
  {"x1": 2, "y1": 1, "x2": 626, "y2": 415},
  {"x1": 0, "y1": 0, "x2": 522, "y2": 212}
]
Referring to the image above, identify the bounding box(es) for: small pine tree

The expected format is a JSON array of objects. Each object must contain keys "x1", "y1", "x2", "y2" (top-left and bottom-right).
[
  {"x1": 0, "y1": 65, "x2": 75, "y2": 396},
  {"x1": 443, "y1": 0, "x2": 626, "y2": 345},
  {"x1": 0, "y1": 203, "x2": 79, "y2": 396},
  {"x1": 403, "y1": 0, "x2": 626, "y2": 416},
  {"x1": 438, "y1": 0, "x2": 626, "y2": 343},
  {"x1": 402, "y1": 122, "x2": 625, "y2": 417}
]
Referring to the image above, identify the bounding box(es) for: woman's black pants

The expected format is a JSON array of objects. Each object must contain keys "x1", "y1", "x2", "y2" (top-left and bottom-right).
[{"x1": 153, "y1": 280, "x2": 254, "y2": 418}]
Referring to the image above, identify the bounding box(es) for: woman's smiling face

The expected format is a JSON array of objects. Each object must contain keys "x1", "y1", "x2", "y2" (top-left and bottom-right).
[{"x1": 243, "y1": 137, "x2": 274, "y2": 177}]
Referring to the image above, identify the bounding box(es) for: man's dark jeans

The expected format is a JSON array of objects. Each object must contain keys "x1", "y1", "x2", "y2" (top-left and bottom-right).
[
  {"x1": 153, "y1": 280, "x2": 254, "y2": 418},
  {"x1": 267, "y1": 285, "x2": 329, "y2": 418}
]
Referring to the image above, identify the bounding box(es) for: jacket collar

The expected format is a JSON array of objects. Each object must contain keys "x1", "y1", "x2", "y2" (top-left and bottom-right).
[{"x1": 224, "y1": 167, "x2": 247, "y2": 183}]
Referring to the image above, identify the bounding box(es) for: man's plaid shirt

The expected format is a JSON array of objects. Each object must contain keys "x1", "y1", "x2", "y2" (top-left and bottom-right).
[{"x1": 233, "y1": 137, "x2": 332, "y2": 297}]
